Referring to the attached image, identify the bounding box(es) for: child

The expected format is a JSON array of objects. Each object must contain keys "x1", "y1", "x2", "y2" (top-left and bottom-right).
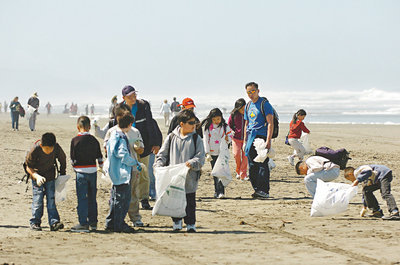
[
  {"x1": 295, "y1": 156, "x2": 340, "y2": 198},
  {"x1": 344, "y1": 165, "x2": 399, "y2": 220},
  {"x1": 104, "y1": 106, "x2": 145, "y2": 228},
  {"x1": 105, "y1": 112, "x2": 141, "y2": 233},
  {"x1": 70, "y1": 116, "x2": 104, "y2": 232},
  {"x1": 287, "y1": 109, "x2": 310, "y2": 166},
  {"x1": 155, "y1": 109, "x2": 205, "y2": 232},
  {"x1": 25, "y1": 132, "x2": 67, "y2": 231},
  {"x1": 228, "y1": 98, "x2": 248, "y2": 181},
  {"x1": 201, "y1": 108, "x2": 232, "y2": 198}
]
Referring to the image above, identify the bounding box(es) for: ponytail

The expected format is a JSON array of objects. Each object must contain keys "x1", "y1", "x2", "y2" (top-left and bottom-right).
[{"x1": 292, "y1": 109, "x2": 307, "y2": 123}]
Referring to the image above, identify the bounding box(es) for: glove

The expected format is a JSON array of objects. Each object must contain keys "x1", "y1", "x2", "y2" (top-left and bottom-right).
[
  {"x1": 360, "y1": 207, "x2": 367, "y2": 217},
  {"x1": 33, "y1": 173, "x2": 46, "y2": 187},
  {"x1": 205, "y1": 153, "x2": 212, "y2": 162}
]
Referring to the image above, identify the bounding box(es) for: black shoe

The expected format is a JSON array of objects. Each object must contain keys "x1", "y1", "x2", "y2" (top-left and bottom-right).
[
  {"x1": 252, "y1": 191, "x2": 270, "y2": 199},
  {"x1": 50, "y1": 222, "x2": 64, "y2": 231},
  {"x1": 30, "y1": 223, "x2": 42, "y2": 231},
  {"x1": 141, "y1": 199, "x2": 153, "y2": 210},
  {"x1": 367, "y1": 209, "x2": 384, "y2": 218},
  {"x1": 121, "y1": 224, "x2": 136, "y2": 233}
]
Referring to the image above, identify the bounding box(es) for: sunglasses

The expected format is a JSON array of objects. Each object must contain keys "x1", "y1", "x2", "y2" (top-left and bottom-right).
[
  {"x1": 186, "y1": 121, "x2": 196, "y2": 125},
  {"x1": 247, "y1": 89, "x2": 257, "y2": 95}
]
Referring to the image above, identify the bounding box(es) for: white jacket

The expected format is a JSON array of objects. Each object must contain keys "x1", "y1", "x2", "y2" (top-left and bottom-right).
[
  {"x1": 305, "y1": 156, "x2": 339, "y2": 174},
  {"x1": 203, "y1": 123, "x2": 232, "y2": 156}
]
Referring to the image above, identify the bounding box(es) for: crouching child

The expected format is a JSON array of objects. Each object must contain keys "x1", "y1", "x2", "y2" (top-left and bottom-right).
[
  {"x1": 105, "y1": 112, "x2": 141, "y2": 233},
  {"x1": 295, "y1": 156, "x2": 340, "y2": 198},
  {"x1": 154, "y1": 109, "x2": 205, "y2": 232},
  {"x1": 344, "y1": 165, "x2": 399, "y2": 220},
  {"x1": 25, "y1": 132, "x2": 67, "y2": 231}
]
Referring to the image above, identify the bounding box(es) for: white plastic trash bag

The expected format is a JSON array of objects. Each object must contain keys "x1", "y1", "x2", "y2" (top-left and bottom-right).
[
  {"x1": 253, "y1": 138, "x2": 275, "y2": 163},
  {"x1": 211, "y1": 140, "x2": 232, "y2": 187},
  {"x1": 310, "y1": 179, "x2": 358, "y2": 217},
  {"x1": 152, "y1": 163, "x2": 189, "y2": 218},
  {"x1": 25, "y1": 105, "x2": 35, "y2": 120},
  {"x1": 100, "y1": 158, "x2": 112, "y2": 183},
  {"x1": 55, "y1": 175, "x2": 71, "y2": 203},
  {"x1": 300, "y1": 133, "x2": 313, "y2": 155}
]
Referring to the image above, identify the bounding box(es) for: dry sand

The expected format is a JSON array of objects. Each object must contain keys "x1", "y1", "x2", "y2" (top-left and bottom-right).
[{"x1": 1, "y1": 113, "x2": 400, "y2": 265}]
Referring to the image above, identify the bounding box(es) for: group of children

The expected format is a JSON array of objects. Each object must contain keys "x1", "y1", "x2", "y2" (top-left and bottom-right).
[{"x1": 24, "y1": 99, "x2": 399, "y2": 233}]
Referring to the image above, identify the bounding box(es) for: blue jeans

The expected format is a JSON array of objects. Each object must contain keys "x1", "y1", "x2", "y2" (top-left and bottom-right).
[
  {"x1": 105, "y1": 183, "x2": 131, "y2": 231},
  {"x1": 248, "y1": 136, "x2": 270, "y2": 193},
  {"x1": 304, "y1": 167, "x2": 340, "y2": 197},
  {"x1": 76, "y1": 172, "x2": 98, "y2": 225},
  {"x1": 148, "y1": 153, "x2": 156, "y2": 199},
  {"x1": 30, "y1": 179, "x2": 60, "y2": 226},
  {"x1": 11, "y1": 111, "x2": 19, "y2": 129}
]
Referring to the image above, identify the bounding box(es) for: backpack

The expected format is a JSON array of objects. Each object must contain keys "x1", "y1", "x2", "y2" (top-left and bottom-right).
[
  {"x1": 245, "y1": 97, "x2": 279, "y2": 138},
  {"x1": 166, "y1": 133, "x2": 198, "y2": 166},
  {"x1": 170, "y1": 101, "x2": 181, "y2": 112},
  {"x1": 315, "y1": 146, "x2": 351, "y2": 170}
]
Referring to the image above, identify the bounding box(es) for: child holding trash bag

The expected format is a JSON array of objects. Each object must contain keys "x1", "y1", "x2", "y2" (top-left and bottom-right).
[
  {"x1": 344, "y1": 165, "x2": 399, "y2": 220},
  {"x1": 70, "y1": 116, "x2": 104, "y2": 232},
  {"x1": 295, "y1": 156, "x2": 340, "y2": 198},
  {"x1": 105, "y1": 112, "x2": 141, "y2": 233},
  {"x1": 25, "y1": 132, "x2": 67, "y2": 231},
  {"x1": 228, "y1": 98, "x2": 248, "y2": 181},
  {"x1": 201, "y1": 108, "x2": 233, "y2": 199},
  {"x1": 287, "y1": 109, "x2": 310, "y2": 166},
  {"x1": 155, "y1": 109, "x2": 205, "y2": 232}
]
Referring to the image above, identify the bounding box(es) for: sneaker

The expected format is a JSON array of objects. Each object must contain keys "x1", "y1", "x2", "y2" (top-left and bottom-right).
[
  {"x1": 133, "y1": 220, "x2": 144, "y2": 227},
  {"x1": 367, "y1": 209, "x2": 384, "y2": 218},
  {"x1": 382, "y1": 210, "x2": 400, "y2": 220},
  {"x1": 89, "y1": 223, "x2": 97, "y2": 231},
  {"x1": 213, "y1": 192, "x2": 218, "y2": 199},
  {"x1": 187, "y1": 224, "x2": 196, "y2": 233},
  {"x1": 71, "y1": 224, "x2": 89, "y2": 233},
  {"x1": 236, "y1": 174, "x2": 240, "y2": 180},
  {"x1": 30, "y1": 223, "x2": 42, "y2": 231},
  {"x1": 217, "y1": 193, "x2": 225, "y2": 199},
  {"x1": 141, "y1": 199, "x2": 153, "y2": 210},
  {"x1": 253, "y1": 191, "x2": 270, "y2": 199},
  {"x1": 172, "y1": 220, "x2": 182, "y2": 231},
  {"x1": 50, "y1": 222, "x2": 64, "y2": 231},
  {"x1": 243, "y1": 176, "x2": 250, "y2": 181},
  {"x1": 121, "y1": 224, "x2": 136, "y2": 233},
  {"x1": 287, "y1": 156, "x2": 294, "y2": 166}
]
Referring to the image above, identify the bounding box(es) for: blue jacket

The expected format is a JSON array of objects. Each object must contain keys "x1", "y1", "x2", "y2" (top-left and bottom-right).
[{"x1": 106, "y1": 130, "x2": 139, "y2": 185}]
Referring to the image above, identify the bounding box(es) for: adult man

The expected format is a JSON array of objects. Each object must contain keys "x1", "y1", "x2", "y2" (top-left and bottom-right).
[
  {"x1": 170, "y1": 97, "x2": 181, "y2": 117},
  {"x1": 27, "y1": 92, "x2": 40, "y2": 131},
  {"x1": 243, "y1": 82, "x2": 274, "y2": 199},
  {"x1": 167, "y1": 97, "x2": 203, "y2": 137},
  {"x1": 121, "y1": 85, "x2": 162, "y2": 211}
]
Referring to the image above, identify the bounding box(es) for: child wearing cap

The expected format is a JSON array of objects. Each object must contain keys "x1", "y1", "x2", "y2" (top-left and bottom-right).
[
  {"x1": 344, "y1": 165, "x2": 399, "y2": 220},
  {"x1": 168, "y1": 97, "x2": 203, "y2": 137}
]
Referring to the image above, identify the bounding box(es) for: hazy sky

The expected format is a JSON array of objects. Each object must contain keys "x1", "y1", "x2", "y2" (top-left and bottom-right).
[{"x1": 1, "y1": 0, "x2": 399, "y2": 107}]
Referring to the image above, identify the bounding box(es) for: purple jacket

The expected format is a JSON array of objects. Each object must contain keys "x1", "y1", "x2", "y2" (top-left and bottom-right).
[{"x1": 228, "y1": 112, "x2": 245, "y2": 140}]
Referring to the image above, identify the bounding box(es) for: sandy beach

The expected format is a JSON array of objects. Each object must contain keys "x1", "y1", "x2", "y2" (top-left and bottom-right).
[{"x1": 1, "y1": 113, "x2": 399, "y2": 265}]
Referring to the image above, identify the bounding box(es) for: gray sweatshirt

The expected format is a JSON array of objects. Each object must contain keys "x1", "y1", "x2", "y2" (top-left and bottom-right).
[{"x1": 155, "y1": 126, "x2": 205, "y2": 193}]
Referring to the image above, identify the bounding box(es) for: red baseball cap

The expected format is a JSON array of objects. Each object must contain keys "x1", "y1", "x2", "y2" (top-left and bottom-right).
[{"x1": 178, "y1": 98, "x2": 196, "y2": 108}]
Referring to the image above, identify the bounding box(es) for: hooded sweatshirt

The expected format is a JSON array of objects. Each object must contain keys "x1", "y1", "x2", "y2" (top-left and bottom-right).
[{"x1": 155, "y1": 126, "x2": 205, "y2": 193}]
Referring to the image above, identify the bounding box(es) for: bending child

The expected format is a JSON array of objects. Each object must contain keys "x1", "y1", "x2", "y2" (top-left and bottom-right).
[
  {"x1": 201, "y1": 108, "x2": 232, "y2": 199},
  {"x1": 287, "y1": 109, "x2": 310, "y2": 166}
]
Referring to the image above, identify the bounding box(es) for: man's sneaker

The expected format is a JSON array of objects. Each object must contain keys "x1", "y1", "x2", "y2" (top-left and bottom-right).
[
  {"x1": 287, "y1": 156, "x2": 294, "y2": 166},
  {"x1": 133, "y1": 220, "x2": 144, "y2": 227},
  {"x1": 253, "y1": 191, "x2": 270, "y2": 199},
  {"x1": 382, "y1": 210, "x2": 400, "y2": 220},
  {"x1": 50, "y1": 222, "x2": 64, "y2": 231},
  {"x1": 141, "y1": 199, "x2": 153, "y2": 210},
  {"x1": 173, "y1": 220, "x2": 182, "y2": 231},
  {"x1": 217, "y1": 193, "x2": 225, "y2": 199},
  {"x1": 121, "y1": 224, "x2": 136, "y2": 233},
  {"x1": 30, "y1": 223, "x2": 42, "y2": 231},
  {"x1": 367, "y1": 209, "x2": 384, "y2": 218},
  {"x1": 187, "y1": 224, "x2": 196, "y2": 233},
  {"x1": 89, "y1": 223, "x2": 97, "y2": 231},
  {"x1": 71, "y1": 224, "x2": 89, "y2": 233}
]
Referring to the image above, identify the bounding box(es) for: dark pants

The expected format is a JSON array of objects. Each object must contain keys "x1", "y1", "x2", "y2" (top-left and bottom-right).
[
  {"x1": 30, "y1": 179, "x2": 60, "y2": 226},
  {"x1": 76, "y1": 172, "x2": 98, "y2": 225},
  {"x1": 11, "y1": 111, "x2": 19, "y2": 129},
  {"x1": 363, "y1": 175, "x2": 398, "y2": 213},
  {"x1": 248, "y1": 136, "x2": 270, "y2": 193},
  {"x1": 105, "y1": 183, "x2": 131, "y2": 232},
  {"x1": 210, "y1": 155, "x2": 225, "y2": 195},
  {"x1": 172, "y1": 192, "x2": 196, "y2": 225}
]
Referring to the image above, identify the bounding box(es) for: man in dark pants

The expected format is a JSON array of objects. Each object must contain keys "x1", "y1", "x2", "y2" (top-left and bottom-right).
[{"x1": 243, "y1": 82, "x2": 274, "y2": 199}]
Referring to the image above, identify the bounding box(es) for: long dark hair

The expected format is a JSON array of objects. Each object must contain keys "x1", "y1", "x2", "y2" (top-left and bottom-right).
[
  {"x1": 292, "y1": 109, "x2": 307, "y2": 123},
  {"x1": 201, "y1": 108, "x2": 227, "y2": 132},
  {"x1": 231, "y1": 98, "x2": 246, "y2": 116}
]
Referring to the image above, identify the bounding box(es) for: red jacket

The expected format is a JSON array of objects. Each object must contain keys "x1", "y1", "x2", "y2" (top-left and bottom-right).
[{"x1": 288, "y1": 120, "x2": 310, "y2": 139}]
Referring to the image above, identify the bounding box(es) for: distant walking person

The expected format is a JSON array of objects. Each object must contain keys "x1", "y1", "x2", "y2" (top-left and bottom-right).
[
  {"x1": 90, "y1": 104, "x2": 95, "y2": 115},
  {"x1": 10, "y1": 97, "x2": 21, "y2": 131},
  {"x1": 85, "y1": 105, "x2": 89, "y2": 115},
  {"x1": 160, "y1": 99, "x2": 171, "y2": 127},
  {"x1": 45, "y1": 102, "x2": 52, "y2": 115},
  {"x1": 287, "y1": 109, "x2": 310, "y2": 166},
  {"x1": 4, "y1": 101, "x2": 8, "y2": 113},
  {"x1": 170, "y1": 97, "x2": 181, "y2": 117},
  {"x1": 27, "y1": 92, "x2": 40, "y2": 131},
  {"x1": 109, "y1": 95, "x2": 118, "y2": 118}
]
